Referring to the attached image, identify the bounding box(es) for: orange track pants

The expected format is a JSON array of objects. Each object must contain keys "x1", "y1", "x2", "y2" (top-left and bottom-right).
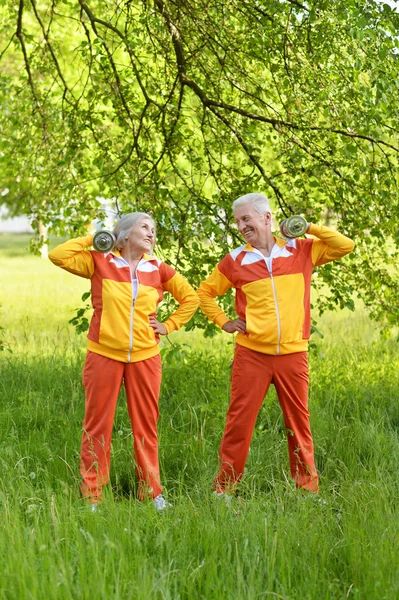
[
  {"x1": 216, "y1": 344, "x2": 319, "y2": 493},
  {"x1": 80, "y1": 351, "x2": 162, "y2": 502}
]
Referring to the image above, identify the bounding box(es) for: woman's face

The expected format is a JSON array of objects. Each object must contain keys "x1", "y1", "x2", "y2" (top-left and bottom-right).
[{"x1": 125, "y1": 217, "x2": 155, "y2": 254}]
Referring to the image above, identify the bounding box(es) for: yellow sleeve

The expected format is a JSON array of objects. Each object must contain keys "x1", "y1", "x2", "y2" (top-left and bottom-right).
[
  {"x1": 197, "y1": 266, "x2": 233, "y2": 329},
  {"x1": 308, "y1": 224, "x2": 355, "y2": 267},
  {"x1": 48, "y1": 235, "x2": 95, "y2": 279},
  {"x1": 162, "y1": 272, "x2": 200, "y2": 334}
]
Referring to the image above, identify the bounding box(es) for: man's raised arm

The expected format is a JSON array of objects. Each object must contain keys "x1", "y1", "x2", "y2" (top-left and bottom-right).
[{"x1": 307, "y1": 224, "x2": 354, "y2": 267}]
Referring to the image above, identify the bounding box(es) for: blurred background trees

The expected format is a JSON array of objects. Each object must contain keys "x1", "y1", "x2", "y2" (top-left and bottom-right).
[{"x1": 1, "y1": 0, "x2": 398, "y2": 326}]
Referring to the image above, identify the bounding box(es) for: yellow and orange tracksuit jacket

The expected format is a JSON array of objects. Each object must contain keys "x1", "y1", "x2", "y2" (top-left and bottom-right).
[
  {"x1": 197, "y1": 224, "x2": 354, "y2": 356},
  {"x1": 49, "y1": 234, "x2": 200, "y2": 363}
]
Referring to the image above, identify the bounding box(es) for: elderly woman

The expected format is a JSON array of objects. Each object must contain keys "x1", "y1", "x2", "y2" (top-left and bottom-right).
[{"x1": 49, "y1": 212, "x2": 199, "y2": 510}]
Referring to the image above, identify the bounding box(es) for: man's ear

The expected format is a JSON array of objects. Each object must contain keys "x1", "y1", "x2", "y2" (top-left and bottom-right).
[{"x1": 264, "y1": 212, "x2": 272, "y2": 224}]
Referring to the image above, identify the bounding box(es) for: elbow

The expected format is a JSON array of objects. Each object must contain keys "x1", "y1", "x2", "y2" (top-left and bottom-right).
[
  {"x1": 183, "y1": 293, "x2": 200, "y2": 312},
  {"x1": 191, "y1": 295, "x2": 201, "y2": 312},
  {"x1": 196, "y1": 285, "x2": 211, "y2": 303},
  {"x1": 196, "y1": 290, "x2": 209, "y2": 311},
  {"x1": 344, "y1": 239, "x2": 355, "y2": 255},
  {"x1": 48, "y1": 250, "x2": 60, "y2": 265},
  {"x1": 337, "y1": 238, "x2": 355, "y2": 258},
  {"x1": 196, "y1": 288, "x2": 204, "y2": 304}
]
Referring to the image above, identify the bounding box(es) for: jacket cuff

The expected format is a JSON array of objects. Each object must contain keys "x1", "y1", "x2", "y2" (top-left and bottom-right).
[
  {"x1": 83, "y1": 233, "x2": 94, "y2": 246},
  {"x1": 164, "y1": 319, "x2": 177, "y2": 335},
  {"x1": 215, "y1": 314, "x2": 230, "y2": 329}
]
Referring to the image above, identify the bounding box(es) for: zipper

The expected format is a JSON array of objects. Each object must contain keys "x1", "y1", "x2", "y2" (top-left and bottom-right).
[
  {"x1": 265, "y1": 257, "x2": 281, "y2": 355},
  {"x1": 127, "y1": 266, "x2": 139, "y2": 363}
]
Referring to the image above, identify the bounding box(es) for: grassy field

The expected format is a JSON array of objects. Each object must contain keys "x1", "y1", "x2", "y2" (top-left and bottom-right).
[{"x1": 0, "y1": 233, "x2": 398, "y2": 599}]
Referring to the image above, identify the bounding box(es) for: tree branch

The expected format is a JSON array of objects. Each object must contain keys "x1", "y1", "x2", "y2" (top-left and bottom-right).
[
  {"x1": 154, "y1": 0, "x2": 399, "y2": 157},
  {"x1": 30, "y1": 0, "x2": 74, "y2": 107},
  {"x1": 79, "y1": 0, "x2": 156, "y2": 106},
  {"x1": 16, "y1": 0, "x2": 44, "y2": 118}
]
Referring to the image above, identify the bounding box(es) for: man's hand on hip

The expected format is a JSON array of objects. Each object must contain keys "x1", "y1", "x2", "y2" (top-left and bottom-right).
[{"x1": 222, "y1": 319, "x2": 247, "y2": 334}]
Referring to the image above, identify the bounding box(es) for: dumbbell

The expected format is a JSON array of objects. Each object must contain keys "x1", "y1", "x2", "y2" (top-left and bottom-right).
[
  {"x1": 279, "y1": 215, "x2": 308, "y2": 239},
  {"x1": 93, "y1": 230, "x2": 116, "y2": 252}
]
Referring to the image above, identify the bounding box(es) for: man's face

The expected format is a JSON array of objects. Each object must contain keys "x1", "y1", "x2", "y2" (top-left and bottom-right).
[{"x1": 234, "y1": 204, "x2": 271, "y2": 247}]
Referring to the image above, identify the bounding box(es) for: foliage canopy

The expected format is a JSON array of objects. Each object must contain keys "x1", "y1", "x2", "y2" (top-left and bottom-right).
[{"x1": 1, "y1": 0, "x2": 398, "y2": 327}]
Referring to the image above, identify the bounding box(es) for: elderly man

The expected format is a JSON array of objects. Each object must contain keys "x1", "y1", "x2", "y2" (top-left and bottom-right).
[{"x1": 197, "y1": 193, "x2": 354, "y2": 495}]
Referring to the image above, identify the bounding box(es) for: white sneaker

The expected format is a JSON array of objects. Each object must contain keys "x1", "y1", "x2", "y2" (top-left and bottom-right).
[
  {"x1": 214, "y1": 491, "x2": 232, "y2": 505},
  {"x1": 153, "y1": 494, "x2": 172, "y2": 511},
  {"x1": 301, "y1": 494, "x2": 327, "y2": 506}
]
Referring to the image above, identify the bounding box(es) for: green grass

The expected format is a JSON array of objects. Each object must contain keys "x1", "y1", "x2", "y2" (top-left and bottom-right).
[{"x1": 1, "y1": 234, "x2": 399, "y2": 599}]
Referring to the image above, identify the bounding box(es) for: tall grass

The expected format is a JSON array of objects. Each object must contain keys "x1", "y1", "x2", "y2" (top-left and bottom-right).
[{"x1": 0, "y1": 234, "x2": 398, "y2": 599}]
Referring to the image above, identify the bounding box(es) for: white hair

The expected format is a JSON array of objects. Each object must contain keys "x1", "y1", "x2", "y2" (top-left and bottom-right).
[
  {"x1": 232, "y1": 193, "x2": 272, "y2": 217},
  {"x1": 112, "y1": 212, "x2": 156, "y2": 252}
]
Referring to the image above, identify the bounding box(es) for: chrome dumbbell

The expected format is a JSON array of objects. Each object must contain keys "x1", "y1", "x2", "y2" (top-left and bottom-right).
[
  {"x1": 279, "y1": 215, "x2": 308, "y2": 239},
  {"x1": 93, "y1": 230, "x2": 116, "y2": 252}
]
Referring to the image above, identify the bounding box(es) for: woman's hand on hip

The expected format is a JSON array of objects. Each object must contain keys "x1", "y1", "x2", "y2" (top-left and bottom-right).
[
  {"x1": 149, "y1": 316, "x2": 168, "y2": 336},
  {"x1": 222, "y1": 318, "x2": 247, "y2": 334}
]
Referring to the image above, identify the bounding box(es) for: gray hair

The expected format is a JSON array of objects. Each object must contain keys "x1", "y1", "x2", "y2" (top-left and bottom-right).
[
  {"x1": 112, "y1": 212, "x2": 156, "y2": 252},
  {"x1": 232, "y1": 193, "x2": 272, "y2": 217}
]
